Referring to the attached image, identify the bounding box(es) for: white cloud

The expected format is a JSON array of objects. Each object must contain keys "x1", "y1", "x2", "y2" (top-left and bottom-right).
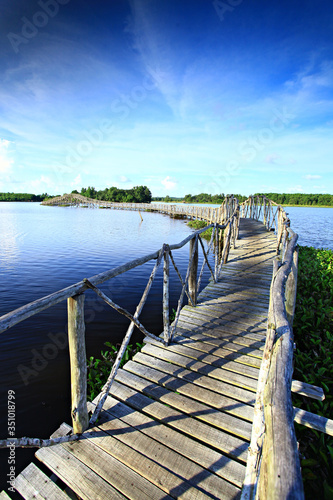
[
  {"x1": 71, "y1": 174, "x2": 83, "y2": 189},
  {"x1": 286, "y1": 185, "x2": 304, "y2": 193},
  {"x1": 0, "y1": 139, "x2": 14, "y2": 174},
  {"x1": 161, "y1": 176, "x2": 177, "y2": 190},
  {"x1": 29, "y1": 175, "x2": 53, "y2": 193},
  {"x1": 118, "y1": 175, "x2": 131, "y2": 183},
  {"x1": 304, "y1": 174, "x2": 322, "y2": 180}
]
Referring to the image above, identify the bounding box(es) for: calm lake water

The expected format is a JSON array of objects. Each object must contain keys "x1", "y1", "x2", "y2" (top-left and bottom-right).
[
  {"x1": 0, "y1": 202, "x2": 332, "y2": 491},
  {"x1": 283, "y1": 206, "x2": 333, "y2": 250}
]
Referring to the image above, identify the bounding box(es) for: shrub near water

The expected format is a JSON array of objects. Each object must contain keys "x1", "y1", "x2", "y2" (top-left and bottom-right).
[
  {"x1": 87, "y1": 342, "x2": 144, "y2": 401},
  {"x1": 292, "y1": 246, "x2": 333, "y2": 499},
  {"x1": 187, "y1": 220, "x2": 213, "y2": 240}
]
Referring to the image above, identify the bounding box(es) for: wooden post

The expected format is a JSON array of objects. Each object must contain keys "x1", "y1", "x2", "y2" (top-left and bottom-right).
[
  {"x1": 188, "y1": 237, "x2": 198, "y2": 306},
  {"x1": 285, "y1": 247, "x2": 299, "y2": 324},
  {"x1": 222, "y1": 223, "x2": 232, "y2": 264},
  {"x1": 215, "y1": 224, "x2": 219, "y2": 281},
  {"x1": 163, "y1": 248, "x2": 170, "y2": 343},
  {"x1": 67, "y1": 294, "x2": 88, "y2": 434}
]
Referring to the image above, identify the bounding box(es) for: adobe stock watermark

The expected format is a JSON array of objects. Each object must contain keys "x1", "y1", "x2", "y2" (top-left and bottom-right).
[
  {"x1": 208, "y1": 106, "x2": 296, "y2": 193},
  {"x1": 7, "y1": 0, "x2": 70, "y2": 54},
  {"x1": 213, "y1": 0, "x2": 243, "y2": 22},
  {"x1": 17, "y1": 331, "x2": 68, "y2": 386},
  {"x1": 52, "y1": 74, "x2": 159, "y2": 185},
  {"x1": 7, "y1": 390, "x2": 16, "y2": 494}
]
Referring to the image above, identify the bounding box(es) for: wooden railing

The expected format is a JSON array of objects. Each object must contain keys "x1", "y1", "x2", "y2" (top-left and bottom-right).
[
  {"x1": 0, "y1": 196, "x2": 240, "y2": 445},
  {"x1": 241, "y1": 195, "x2": 304, "y2": 499}
]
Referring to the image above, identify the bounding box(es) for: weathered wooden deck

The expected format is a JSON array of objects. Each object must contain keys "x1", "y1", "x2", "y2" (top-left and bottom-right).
[{"x1": 13, "y1": 218, "x2": 277, "y2": 499}]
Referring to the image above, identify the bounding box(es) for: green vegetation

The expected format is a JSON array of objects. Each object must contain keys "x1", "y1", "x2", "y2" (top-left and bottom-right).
[
  {"x1": 293, "y1": 246, "x2": 333, "y2": 499},
  {"x1": 255, "y1": 192, "x2": 333, "y2": 207},
  {"x1": 184, "y1": 193, "x2": 247, "y2": 204},
  {"x1": 153, "y1": 193, "x2": 247, "y2": 204},
  {"x1": 187, "y1": 220, "x2": 213, "y2": 240},
  {"x1": 0, "y1": 192, "x2": 49, "y2": 202},
  {"x1": 87, "y1": 341, "x2": 144, "y2": 401},
  {"x1": 76, "y1": 185, "x2": 152, "y2": 203},
  {"x1": 152, "y1": 196, "x2": 183, "y2": 202}
]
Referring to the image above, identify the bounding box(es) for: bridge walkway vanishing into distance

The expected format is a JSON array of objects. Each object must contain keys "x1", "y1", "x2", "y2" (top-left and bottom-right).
[
  {"x1": 41, "y1": 192, "x2": 235, "y2": 224},
  {"x1": 1, "y1": 196, "x2": 332, "y2": 500}
]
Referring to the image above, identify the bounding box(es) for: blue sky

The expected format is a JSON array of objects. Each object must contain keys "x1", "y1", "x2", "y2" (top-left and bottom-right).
[{"x1": 1, "y1": 0, "x2": 332, "y2": 197}]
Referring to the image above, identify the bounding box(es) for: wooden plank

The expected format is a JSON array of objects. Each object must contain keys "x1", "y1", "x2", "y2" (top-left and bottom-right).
[
  {"x1": 185, "y1": 302, "x2": 269, "y2": 319},
  {"x1": 166, "y1": 333, "x2": 262, "y2": 369},
  {"x1": 176, "y1": 317, "x2": 267, "y2": 338},
  {"x1": 194, "y1": 293, "x2": 270, "y2": 311},
  {"x1": 87, "y1": 410, "x2": 241, "y2": 499},
  {"x1": 60, "y1": 437, "x2": 175, "y2": 500},
  {"x1": 99, "y1": 395, "x2": 246, "y2": 487},
  {"x1": 144, "y1": 337, "x2": 260, "y2": 379},
  {"x1": 36, "y1": 445, "x2": 127, "y2": 500},
  {"x1": 291, "y1": 380, "x2": 325, "y2": 401},
  {"x1": 127, "y1": 356, "x2": 254, "y2": 422},
  {"x1": 142, "y1": 341, "x2": 259, "y2": 391},
  {"x1": 200, "y1": 284, "x2": 271, "y2": 301},
  {"x1": 118, "y1": 365, "x2": 252, "y2": 439},
  {"x1": 14, "y1": 463, "x2": 70, "y2": 500},
  {"x1": 179, "y1": 309, "x2": 268, "y2": 328},
  {"x1": 293, "y1": 407, "x2": 333, "y2": 436},
  {"x1": 177, "y1": 313, "x2": 261, "y2": 332},
  {"x1": 0, "y1": 492, "x2": 12, "y2": 499},
  {"x1": 171, "y1": 332, "x2": 264, "y2": 360},
  {"x1": 175, "y1": 327, "x2": 265, "y2": 350},
  {"x1": 176, "y1": 322, "x2": 267, "y2": 340},
  {"x1": 110, "y1": 378, "x2": 249, "y2": 462},
  {"x1": 135, "y1": 350, "x2": 256, "y2": 406}
]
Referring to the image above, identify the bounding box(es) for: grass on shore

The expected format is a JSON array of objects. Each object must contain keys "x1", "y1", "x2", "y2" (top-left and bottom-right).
[
  {"x1": 293, "y1": 246, "x2": 333, "y2": 499},
  {"x1": 187, "y1": 219, "x2": 213, "y2": 240}
]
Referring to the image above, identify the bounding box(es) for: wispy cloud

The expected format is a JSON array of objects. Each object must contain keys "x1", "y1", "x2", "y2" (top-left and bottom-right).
[
  {"x1": 286, "y1": 185, "x2": 304, "y2": 193},
  {"x1": 304, "y1": 174, "x2": 322, "y2": 180},
  {"x1": 0, "y1": 139, "x2": 14, "y2": 174},
  {"x1": 118, "y1": 175, "x2": 131, "y2": 183},
  {"x1": 161, "y1": 176, "x2": 177, "y2": 191}
]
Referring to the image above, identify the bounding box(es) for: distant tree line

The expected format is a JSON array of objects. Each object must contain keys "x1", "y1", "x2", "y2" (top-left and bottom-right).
[
  {"x1": 74, "y1": 185, "x2": 152, "y2": 203},
  {"x1": 0, "y1": 192, "x2": 48, "y2": 202},
  {"x1": 183, "y1": 193, "x2": 248, "y2": 204},
  {"x1": 255, "y1": 193, "x2": 333, "y2": 206},
  {"x1": 152, "y1": 196, "x2": 183, "y2": 202}
]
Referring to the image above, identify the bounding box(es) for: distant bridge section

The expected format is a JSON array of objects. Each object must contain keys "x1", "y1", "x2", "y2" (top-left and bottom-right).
[{"x1": 41, "y1": 193, "x2": 238, "y2": 224}]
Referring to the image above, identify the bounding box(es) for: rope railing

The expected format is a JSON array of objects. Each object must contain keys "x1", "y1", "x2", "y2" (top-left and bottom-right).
[
  {"x1": 0, "y1": 195, "x2": 240, "y2": 448},
  {"x1": 241, "y1": 195, "x2": 304, "y2": 499}
]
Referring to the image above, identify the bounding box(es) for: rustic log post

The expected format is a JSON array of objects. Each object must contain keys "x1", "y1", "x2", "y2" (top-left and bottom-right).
[
  {"x1": 163, "y1": 247, "x2": 170, "y2": 343},
  {"x1": 285, "y1": 246, "x2": 299, "y2": 324},
  {"x1": 258, "y1": 323, "x2": 304, "y2": 500},
  {"x1": 67, "y1": 294, "x2": 89, "y2": 434},
  {"x1": 276, "y1": 208, "x2": 283, "y2": 252},
  {"x1": 219, "y1": 227, "x2": 224, "y2": 263},
  {"x1": 188, "y1": 237, "x2": 198, "y2": 306},
  {"x1": 214, "y1": 224, "x2": 219, "y2": 280},
  {"x1": 222, "y1": 223, "x2": 232, "y2": 264}
]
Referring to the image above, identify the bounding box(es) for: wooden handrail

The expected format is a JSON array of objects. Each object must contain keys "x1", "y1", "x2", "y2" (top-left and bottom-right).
[{"x1": 241, "y1": 198, "x2": 304, "y2": 499}]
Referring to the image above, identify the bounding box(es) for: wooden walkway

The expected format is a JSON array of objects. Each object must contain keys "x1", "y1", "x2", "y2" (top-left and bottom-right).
[
  {"x1": 41, "y1": 193, "x2": 233, "y2": 224},
  {"x1": 12, "y1": 218, "x2": 277, "y2": 499}
]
